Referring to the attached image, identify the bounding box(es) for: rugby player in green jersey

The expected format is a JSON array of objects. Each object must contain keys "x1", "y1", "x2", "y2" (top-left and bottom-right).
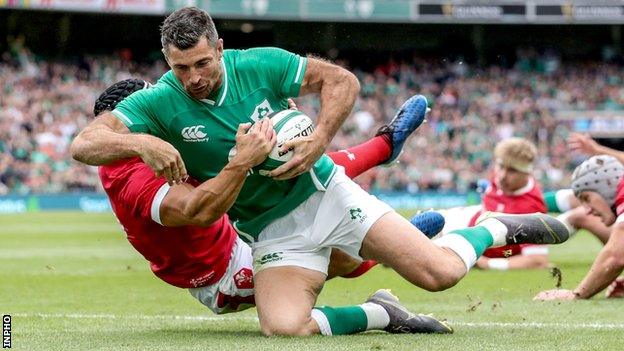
[{"x1": 72, "y1": 7, "x2": 572, "y2": 336}]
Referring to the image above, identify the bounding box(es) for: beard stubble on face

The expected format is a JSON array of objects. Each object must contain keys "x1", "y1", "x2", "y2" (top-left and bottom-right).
[{"x1": 187, "y1": 68, "x2": 222, "y2": 100}]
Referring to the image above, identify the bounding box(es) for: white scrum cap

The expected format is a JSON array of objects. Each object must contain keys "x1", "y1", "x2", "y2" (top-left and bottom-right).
[{"x1": 571, "y1": 155, "x2": 624, "y2": 206}]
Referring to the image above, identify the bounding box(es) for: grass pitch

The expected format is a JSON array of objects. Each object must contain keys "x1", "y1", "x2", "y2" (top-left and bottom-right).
[{"x1": 1, "y1": 212, "x2": 622, "y2": 351}]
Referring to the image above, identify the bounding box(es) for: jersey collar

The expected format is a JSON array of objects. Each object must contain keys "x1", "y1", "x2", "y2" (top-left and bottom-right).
[
  {"x1": 201, "y1": 59, "x2": 228, "y2": 107},
  {"x1": 503, "y1": 177, "x2": 535, "y2": 196}
]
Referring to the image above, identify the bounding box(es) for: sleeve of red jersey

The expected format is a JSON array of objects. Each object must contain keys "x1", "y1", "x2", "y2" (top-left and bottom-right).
[{"x1": 109, "y1": 161, "x2": 169, "y2": 224}]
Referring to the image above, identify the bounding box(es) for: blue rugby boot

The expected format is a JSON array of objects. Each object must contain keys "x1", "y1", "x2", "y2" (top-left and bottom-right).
[
  {"x1": 410, "y1": 211, "x2": 445, "y2": 239},
  {"x1": 376, "y1": 94, "x2": 429, "y2": 165}
]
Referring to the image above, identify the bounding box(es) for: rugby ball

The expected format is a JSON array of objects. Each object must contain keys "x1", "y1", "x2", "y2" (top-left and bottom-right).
[{"x1": 254, "y1": 110, "x2": 315, "y2": 176}]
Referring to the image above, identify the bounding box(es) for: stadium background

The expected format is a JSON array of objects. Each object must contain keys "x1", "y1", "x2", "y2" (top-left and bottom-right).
[
  {"x1": 2, "y1": 0, "x2": 624, "y2": 213},
  {"x1": 1, "y1": 1, "x2": 624, "y2": 350}
]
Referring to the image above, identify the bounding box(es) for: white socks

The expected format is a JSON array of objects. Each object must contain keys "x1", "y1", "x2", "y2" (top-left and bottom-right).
[
  {"x1": 478, "y1": 218, "x2": 509, "y2": 246},
  {"x1": 434, "y1": 234, "x2": 478, "y2": 271},
  {"x1": 556, "y1": 211, "x2": 578, "y2": 237},
  {"x1": 359, "y1": 302, "x2": 390, "y2": 330}
]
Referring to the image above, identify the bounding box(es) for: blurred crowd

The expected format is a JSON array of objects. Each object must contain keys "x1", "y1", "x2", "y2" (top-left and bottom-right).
[{"x1": 2, "y1": 45, "x2": 623, "y2": 195}]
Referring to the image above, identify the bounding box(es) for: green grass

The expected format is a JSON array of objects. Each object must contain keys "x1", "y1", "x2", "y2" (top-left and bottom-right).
[{"x1": 1, "y1": 212, "x2": 622, "y2": 351}]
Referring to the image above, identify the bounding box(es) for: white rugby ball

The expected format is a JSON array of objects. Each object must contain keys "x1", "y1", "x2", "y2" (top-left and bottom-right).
[{"x1": 254, "y1": 109, "x2": 315, "y2": 176}]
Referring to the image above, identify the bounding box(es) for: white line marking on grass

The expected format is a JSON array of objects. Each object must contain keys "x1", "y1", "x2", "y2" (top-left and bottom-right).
[
  {"x1": 13, "y1": 313, "x2": 258, "y2": 322},
  {"x1": 454, "y1": 321, "x2": 624, "y2": 330},
  {"x1": 13, "y1": 313, "x2": 624, "y2": 330}
]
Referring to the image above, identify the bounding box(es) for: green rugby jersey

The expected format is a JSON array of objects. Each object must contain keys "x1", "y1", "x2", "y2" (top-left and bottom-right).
[{"x1": 112, "y1": 47, "x2": 337, "y2": 242}]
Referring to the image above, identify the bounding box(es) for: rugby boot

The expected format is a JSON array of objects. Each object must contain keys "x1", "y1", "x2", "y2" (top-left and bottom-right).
[
  {"x1": 479, "y1": 212, "x2": 571, "y2": 245},
  {"x1": 376, "y1": 94, "x2": 429, "y2": 165},
  {"x1": 366, "y1": 289, "x2": 453, "y2": 334},
  {"x1": 410, "y1": 210, "x2": 445, "y2": 239}
]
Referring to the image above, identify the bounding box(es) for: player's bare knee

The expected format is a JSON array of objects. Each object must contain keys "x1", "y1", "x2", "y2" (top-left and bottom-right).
[
  {"x1": 610, "y1": 253, "x2": 624, "y2": 271},
  {"x1": 261, "y1": 319, "x2": 315, "y2": 336},
  {"x1": 430, "y1": 275, "x2": 460, "y2": 291},
  {"x1": 420, "y1": 279, "x2": 455, "y2": 292},
  {"x1": 409, "y1": 270, "x2": 459, "y2": 292}
]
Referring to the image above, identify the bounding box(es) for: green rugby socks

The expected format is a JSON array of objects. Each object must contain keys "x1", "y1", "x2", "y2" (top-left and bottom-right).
[
  {"x1": 311, "y1": 304, "x2": 389, "y2": 335},
  {"x1": 433, "y1": 224, "x2": 503, "y2": 270}
]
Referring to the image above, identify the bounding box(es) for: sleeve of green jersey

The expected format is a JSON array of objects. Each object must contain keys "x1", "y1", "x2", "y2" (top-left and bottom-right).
[
  {"x1": 253, "y1": 47, "x2": 308, "y2": 98},
  {"x1": 111, "y1": 89, "x2": 157, "y2": 134},
  {"x1": 544, "y1": 189, "x2": 575, "y2": 213}
]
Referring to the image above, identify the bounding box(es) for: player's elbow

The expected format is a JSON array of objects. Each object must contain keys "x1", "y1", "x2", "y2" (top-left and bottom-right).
[
  {"x1": 70, "y1": 132, "x2": 90, "y2": 164},
  {"x1": 605, "y1": 225, "x2": 624, "y2": 270},
  {"x1": 182, "y1": 202, "x2": 224, "y2": 227},
  {"x1": 182, "y1": 208, "x2": 220, "y2": 227},
  {"x1": 195, "y1": 215, "x2": 221, "y2": 227},
  {"x1": 606, "y1": 250, "x2": 624, "y2": 272},
  {"x1": 340, "y1": 68, "x2": 360, "y2": 96}
]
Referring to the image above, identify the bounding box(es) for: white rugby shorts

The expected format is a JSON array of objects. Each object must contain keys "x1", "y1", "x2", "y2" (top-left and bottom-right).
[
  {"x1": 251, "y1": 167, "x2": 393, "y2": 274},
  {"x1": 437, "y1": 205, "x2": 482, "y2": 236}
]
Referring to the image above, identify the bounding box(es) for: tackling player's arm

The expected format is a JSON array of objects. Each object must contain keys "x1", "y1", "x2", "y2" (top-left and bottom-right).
[
  {"x1": 160, "y1": 119, "x2": 275, "y2": 227},
  {"x1": 71, "y1": 112, "x2": 139, "y2": 164},
  {"x1": 71, "y1": 111, "x2": 187, "y2": 185},
  {"x1": 270, "y1": 57, "x2": 360, "y2": 179},
  {"x1": 543, "y1": 189, "x2": 579, "y2": 213},
  {"x1": 572, "y1": 221, "x2": 624, "y2": 299},
  {"x1": 535, "y1": 221, "x2": 624, "y2": 301},
  {"x1": 476, "y1": 255, "x2": 549, "y2": 270},
  {"x1": 569, "y1": 132, "x2": 624, "y2": 165}
]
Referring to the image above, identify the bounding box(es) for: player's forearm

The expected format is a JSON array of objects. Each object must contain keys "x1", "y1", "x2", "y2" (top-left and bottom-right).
[
  {"x1": 543, "y1": 189, "x2": 577, "y2": 213},
  {"x1": 71, "y1": 127, "x2": 145, "y2": 165},
  {"x1": 507, "y1": 255, "x2": 549, "y2": 269},
  {"x1": 180, "y1": 157, "x2": 251, "y2": 226},
  {"x1": 593, "y1": 144, "x2": 624, "y2": 165},
  {"x1": 574, "y1": 242, "x2": 624, "y2": 299},
  {"x1": 480, "y1": 255, "x2": 548, "y2": 270},
  {"x1": 314, "y1": 69, "x2": 360, "y2": 147}
]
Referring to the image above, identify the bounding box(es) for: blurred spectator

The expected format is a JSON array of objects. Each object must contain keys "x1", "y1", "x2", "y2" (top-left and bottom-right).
[{"x1": 2, "y1": 44, "x2": 623, "y2": 194}]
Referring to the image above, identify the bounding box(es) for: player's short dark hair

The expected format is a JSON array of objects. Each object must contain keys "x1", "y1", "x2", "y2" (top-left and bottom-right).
[
  {"x1": 160, "y1": 6, "x2": 219, "y2": 52},
  {"x1": 93, "y1": 78, "x2": 149, "y2": 117}
]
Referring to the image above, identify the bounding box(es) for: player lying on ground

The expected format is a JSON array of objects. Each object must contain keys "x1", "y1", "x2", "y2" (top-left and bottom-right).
[
  {"x1": 434, "y1": 138, "x2": 552, "y2": 270},
  {"x1": 429, "y1": 137, "x2": 612, "y2": 271},
  {"x1": 71, "y1": 7, "x2": 572, "y2": 337},
  {"x1": 534, "y1": 154, "x2": 624, "y2": 300},
  {"x1": 93, "y1": 78, "x2": 450, "y2": 332},
  {"x1": 553, "y1": 132, "x2": 624, "y2": 245}
]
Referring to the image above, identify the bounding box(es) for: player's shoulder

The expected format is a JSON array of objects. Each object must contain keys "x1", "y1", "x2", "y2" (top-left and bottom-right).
[
  {"x1": 115, "y1": 74, "x2": 176, "y2": 107},
  {"x1": 152, "y1": 71, "x2": 184, "y2": 96},
  {"x1": 226, "y1": 47, "x2": 298, "y2": 67}
]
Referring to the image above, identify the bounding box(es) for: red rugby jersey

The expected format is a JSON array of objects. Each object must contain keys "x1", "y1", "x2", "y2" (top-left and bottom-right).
[
  {"x1": 614, "y1": 177, "x2": 624, "y2": 218},
  {"x1": 99, "y1": 157, "x2": 237, "y2": 288},
  {"x1": 470, "y1": 177, "x2": 547, "y2": 258}
]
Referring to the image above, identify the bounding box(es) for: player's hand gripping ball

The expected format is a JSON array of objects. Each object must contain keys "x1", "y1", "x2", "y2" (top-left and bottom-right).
[{"x1": 254, "y1": 110, "x2": 314, "y2": 176}]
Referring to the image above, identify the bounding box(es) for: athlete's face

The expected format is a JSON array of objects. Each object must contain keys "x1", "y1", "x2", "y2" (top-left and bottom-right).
[
  {"x1": 494, "y1": 162, "x2": 529, "y2": 194},
  {"x1": 164, "y1": 37, "x2": 224, "y2": 100},
  {"x1": 578, "y1": 191, "x2": 616, "y2": 226}
]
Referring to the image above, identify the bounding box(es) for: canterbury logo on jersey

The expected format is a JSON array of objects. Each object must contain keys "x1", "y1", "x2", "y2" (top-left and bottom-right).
[{"x1": 181, "y1": 125, "x2": 208, "y2": 142}]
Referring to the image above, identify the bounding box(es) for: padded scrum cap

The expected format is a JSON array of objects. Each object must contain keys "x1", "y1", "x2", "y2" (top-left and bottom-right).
[
  {"x1": 571, "y1": 155, "x2": 624, "y2": 206},
  {"x1": 93, "y1": 78, "x2": 150, "y2": 116}
]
